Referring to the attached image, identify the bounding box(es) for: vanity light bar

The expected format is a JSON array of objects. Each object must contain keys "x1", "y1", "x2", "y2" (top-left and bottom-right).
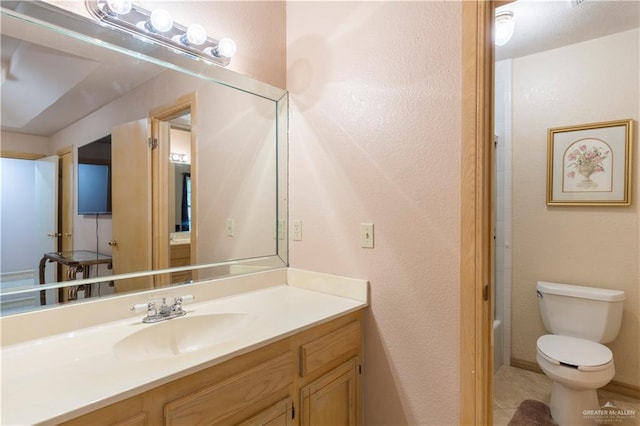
[
  {"x1": 85, "y1": 0, "x2": 236, "y2": 67},
  {"x1": 169, "y1": 153, "x2": 188, "y2": 163}
]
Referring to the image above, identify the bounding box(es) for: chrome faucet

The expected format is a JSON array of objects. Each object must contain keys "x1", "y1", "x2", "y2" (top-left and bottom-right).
[{"x1": 131, "y1": 295, "x2": 194, "y2": 323}]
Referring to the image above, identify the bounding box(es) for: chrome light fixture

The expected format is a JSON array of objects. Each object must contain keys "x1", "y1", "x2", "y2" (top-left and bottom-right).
[
  {"x1": 495, "y1": 10, "x2": 515, "y2": 47},
  {"x1": 170, "y1": 153, "x2": 188, "y2": 163},
  {"x1": 86, "y1": 0, "x2": 236, "y2": 67}
]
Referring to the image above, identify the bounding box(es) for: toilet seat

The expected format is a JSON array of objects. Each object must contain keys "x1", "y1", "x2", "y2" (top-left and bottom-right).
[{"x1": 537, "y1": 334, "x2": 613, "y2": 372}]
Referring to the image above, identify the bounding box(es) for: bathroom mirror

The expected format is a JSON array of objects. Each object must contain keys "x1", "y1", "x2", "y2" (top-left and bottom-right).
[{"x1": 0, "y1": 1, "x2": 288, "y2": 315}]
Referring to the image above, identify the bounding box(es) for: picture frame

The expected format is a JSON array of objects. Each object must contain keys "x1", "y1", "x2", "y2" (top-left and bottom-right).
[{"x1": 547, "y1": 119, "x2": 634, "y2": 206}]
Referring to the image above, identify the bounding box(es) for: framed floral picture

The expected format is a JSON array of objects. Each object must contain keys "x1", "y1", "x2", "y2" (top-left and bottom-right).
[{"x1": 547, "y1": 119, "x2": 634, "y2": 206}]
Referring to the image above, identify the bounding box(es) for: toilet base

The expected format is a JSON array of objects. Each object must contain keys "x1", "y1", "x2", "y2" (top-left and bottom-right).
[{"x1": 549, "y1": 381, "x2": 599, "y2": 426}]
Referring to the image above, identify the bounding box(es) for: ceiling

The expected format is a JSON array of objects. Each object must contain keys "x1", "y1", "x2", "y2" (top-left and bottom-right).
[
  {"x1": 1, "y1": 0, "x2": 639, "y2": 137},
  {"x1": 496, "y1": 0, "x2": 640, "y2": 61},
  {"x1": 1, "y1": 13, "x2": 164, "y2": 137}
]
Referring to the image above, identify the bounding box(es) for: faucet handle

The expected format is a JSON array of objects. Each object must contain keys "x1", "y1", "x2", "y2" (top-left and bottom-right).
[
  {"x1": 176, "y1": 295, "x2": 194, "y2": 304},
  {"x1": 131, "y1": 302, "x2": 150, "y2": 313},
  {"x1": 131, "y1": 301, "x2": 157, "y2": 316},
  {"x1": 172, "y1": 295, "x2": 194, "y2": 313}
]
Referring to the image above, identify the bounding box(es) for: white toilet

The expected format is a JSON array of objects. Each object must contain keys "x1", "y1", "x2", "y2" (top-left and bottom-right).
[{"x1": 535, "y1": 281, "x2": 626, "y2": 426}]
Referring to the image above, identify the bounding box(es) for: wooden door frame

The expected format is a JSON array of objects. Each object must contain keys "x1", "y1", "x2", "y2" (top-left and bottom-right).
[
  {"x1": 56, "y1": 145, "x2": 74, "y2": 286},
  {"x1": 460, "y1": 1, "x2": 497, "y2": 424},
  {"x1": 149, "y1": 93, "x2": 197, "y2": 286}
]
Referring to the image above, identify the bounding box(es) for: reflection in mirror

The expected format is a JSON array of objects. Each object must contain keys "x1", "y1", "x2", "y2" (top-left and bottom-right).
[
  {"x1": 0, "y1": 1, "x2": 288, "y2": 316},
  {"x1": 168, "y1": 113, "x2": 193, "y2": 284}
]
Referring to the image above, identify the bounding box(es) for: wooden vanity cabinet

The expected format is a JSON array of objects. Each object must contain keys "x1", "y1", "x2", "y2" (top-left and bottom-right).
[
  {"x1": 297, "y1": 317, "x2": 362, "y2": 426},
  {"x1": 170, "y1": 243, "x2": 192, "y2": 283},
  {"x1": 60, "y1": 310, "x2": 363, "y2": 426}
]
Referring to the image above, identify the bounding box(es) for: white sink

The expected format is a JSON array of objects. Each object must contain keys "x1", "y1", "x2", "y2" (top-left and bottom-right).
[{"x1": 113, "y1": 313, "x2": 253, "y2": 360}]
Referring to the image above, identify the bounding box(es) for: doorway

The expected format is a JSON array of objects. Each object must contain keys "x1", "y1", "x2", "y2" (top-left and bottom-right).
[{"x1": 149, "y1": 93, "x2": 197, "y2": 287}]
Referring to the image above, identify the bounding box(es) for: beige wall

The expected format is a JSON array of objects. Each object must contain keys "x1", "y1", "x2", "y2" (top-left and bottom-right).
[
  {"x1": 0, "y1": 132, "x2": 50, "y2": 156},
  {"x1": 287, "y1": 2, "x2": 461, "y2": 424},
  {"x1": 511, "y1": 29, "x2": 639, "y2": 387}
]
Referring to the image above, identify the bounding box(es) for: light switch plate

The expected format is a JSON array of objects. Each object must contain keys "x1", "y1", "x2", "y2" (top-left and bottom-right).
[{"x1": 361, "y1": 223, "x2": 374, "y2": 248}]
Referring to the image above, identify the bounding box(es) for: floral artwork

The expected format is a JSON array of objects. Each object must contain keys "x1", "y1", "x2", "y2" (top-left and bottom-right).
[
  {"x1": 547, "y1": 119, "x2": 633, "y2": 206},
  {"x1": 563, "y1": 139, "x2": 612, "y2": 191}
]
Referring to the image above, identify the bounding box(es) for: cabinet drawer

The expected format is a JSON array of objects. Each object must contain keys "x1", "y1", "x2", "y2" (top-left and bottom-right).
[
  {"x1": 300, "y1": 321, "x2": 361, "y2": 376},
  {"x1": 112, "y1": 413, "x2": 147, "y2": 426},
  {"x1": 236, "y1": 397, "x2": 293, "y2": 426},
  {"x1": 164, "y1": 352, "x2": 294, "y2": 425},
  {"x1": 170, "y1": 243, "x2": 191, "y2": 259}
]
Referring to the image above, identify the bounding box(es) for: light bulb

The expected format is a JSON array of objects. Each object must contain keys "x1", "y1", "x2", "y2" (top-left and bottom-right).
[
  {"x1": 216, "y1": 38, "x2": 237, "y2": 58},
  {"x1": 182, "y1": 24, "x2": 208, "y2": 46},
  {"x1": 105, "y1": 0, "x2": 132, "y2": 15},
  {"x1": 495, "y1": 11, "x2": 515, "y2": 47},
  {"x1": 148, "y1": 9, "x2": 173, "y2": 33}
]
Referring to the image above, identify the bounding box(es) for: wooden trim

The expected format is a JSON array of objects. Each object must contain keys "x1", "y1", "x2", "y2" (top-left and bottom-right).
[
  {"x1": 604, "y1": 381, "x2": 640, "y2": 400},
  {"x1": 461, "y1": 1, "x2": 495, "y2": 425},
  {"x1": 510, "y1": 357, "x2": 542, "y2": 373},
  {"x1": 0, "y1": 151, "x2": 45, "y2": 160},
  {"x1": 149, "y1": 93, "x2": 194, "y2": 121},
  {"x1": 511, "y1": 357, "x2": 640, "y2": 399},
  {"x1": 189, "y1": 96, "x2": 198, "y2": 281},
  {"x1": 149, "y1": 93, "x2": 196, "y2": 287},
  {"x1": 58, "y1": 146, "x2": 74, "y2": 281},
  {"x1": 151, "y1": 118, "x2": 170, "y2": 287},
  {"x1": 56, "y1": 146, "x2": 73, "y2": 156}
]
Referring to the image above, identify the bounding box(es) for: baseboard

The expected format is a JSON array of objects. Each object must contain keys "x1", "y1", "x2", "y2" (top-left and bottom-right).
[
  {"x1": 604, "y1": 381, "x2": 640, "y2": 400},
  {"x1": 510, "y1": 357, "x2": 640, "y2": 400},
  {"x1": 510, "y1": 357, "x2": 542, "y2": 374}
]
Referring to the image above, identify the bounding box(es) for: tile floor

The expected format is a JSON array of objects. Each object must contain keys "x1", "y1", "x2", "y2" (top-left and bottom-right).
[{"x1": 493, "y1": 365, "x2": 640, "y2": 425}]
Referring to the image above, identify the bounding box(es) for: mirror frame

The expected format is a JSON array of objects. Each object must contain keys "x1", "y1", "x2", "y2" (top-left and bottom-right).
[{"x1": 0, "y1": 1, "x2": 289, "y2": 306}]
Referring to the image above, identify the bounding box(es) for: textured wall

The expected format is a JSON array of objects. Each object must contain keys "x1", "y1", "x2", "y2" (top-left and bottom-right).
[
  {"x1": 287, "y1": 2, "x2": 462, "y2": 424},
  {"x1": 511, "y1": 29, "x2": 639, "y2": 387},
  {"x1": 38, "y1": 1, "x2": 466, "y2": 421}
]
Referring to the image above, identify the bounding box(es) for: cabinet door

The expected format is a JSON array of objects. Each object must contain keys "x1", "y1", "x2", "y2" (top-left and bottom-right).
[
  {"x1": 300, "y1": 358, "x2": 359, "y2": 426},
  {"x1": 59, "y1": 398, "x2": 147, "y2": 426},
  {"x1": 164, "y1": 352, "x2": 293, "y2": 425},
  {"x1": 236, "y1": 397, "x2": 293, "y2": 426}
]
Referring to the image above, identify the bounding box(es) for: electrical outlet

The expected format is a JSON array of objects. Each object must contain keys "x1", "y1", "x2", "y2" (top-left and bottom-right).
[
  {"x1": 226, "y1": 218, "x2": 235, "y2": 237},
  {"x1": 292, "y1": 220, "x2": 302, "y2": 241},
  {"x1": 361, "y1": 223, "x2": 374, "y2": 248}
]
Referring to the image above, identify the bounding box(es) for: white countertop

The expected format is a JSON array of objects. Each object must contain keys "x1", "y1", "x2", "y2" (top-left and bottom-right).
[{"x1": 0, "y1": 269, "x2": 368, "y2": 425}]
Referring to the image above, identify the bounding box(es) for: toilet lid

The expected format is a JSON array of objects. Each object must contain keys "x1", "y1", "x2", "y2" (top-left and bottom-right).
[{"x1": 537, "y1": 335, "x2": 612, "y2": 369}]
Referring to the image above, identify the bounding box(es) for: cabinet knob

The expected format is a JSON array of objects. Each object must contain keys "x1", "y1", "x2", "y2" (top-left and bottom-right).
[
  {"x1": 108, "y1": 240, "x2": 118, "y2": 247},
  {"x1": 64, "y1": 232, "x2": 72, "y2": 237},
  {"x1": 47, "y1": 233, "x2": 61, "y2": 238}
]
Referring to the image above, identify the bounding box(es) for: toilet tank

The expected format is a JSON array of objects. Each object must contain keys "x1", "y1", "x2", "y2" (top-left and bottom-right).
[{"x1": 536, "y1": 281, "x2": 625, "y2": 343}]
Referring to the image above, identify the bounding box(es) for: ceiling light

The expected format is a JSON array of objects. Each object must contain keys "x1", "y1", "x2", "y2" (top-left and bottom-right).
[
  {"x1": 495, "y1": 11, "x2": 515, "y2": 47},
  {"x1": 86, "y1": 0, "x2": 236, "y2": 67},
  {"x1": 144, "y1": 9, "x2": 173, "y2": 33},
  {"x1": 205, "y1": 37, "x2": 237, "y2": 58},
  {"x1": 179, "y1": 24, "x2": 208, "y2": 46},
  {"x1": 105, "y1": 0, "x2": 131, "y2": 15}
]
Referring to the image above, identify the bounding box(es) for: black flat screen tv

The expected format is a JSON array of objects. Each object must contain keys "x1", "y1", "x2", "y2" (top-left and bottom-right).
[{"x1": 77, "y1": 135, "x2": 112, "y2": 215}]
